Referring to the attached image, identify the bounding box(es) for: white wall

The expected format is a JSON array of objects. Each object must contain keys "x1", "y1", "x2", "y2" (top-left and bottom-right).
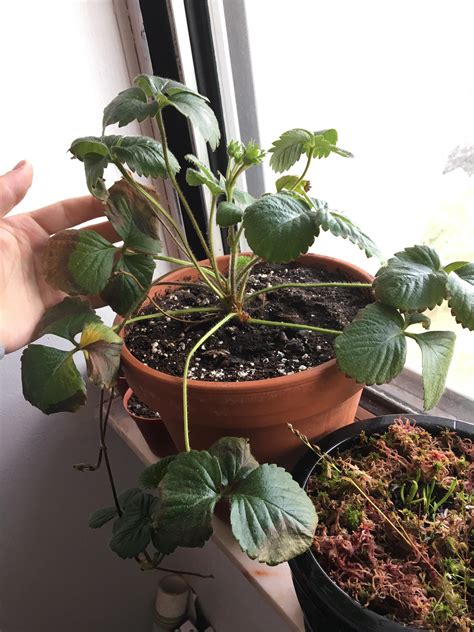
[
  {"x1": 0, "y1": 2, "x2": 158, "y2": 630},
  {"x1": 0, "y1": 4, "x2": 295, "y2": 630}
]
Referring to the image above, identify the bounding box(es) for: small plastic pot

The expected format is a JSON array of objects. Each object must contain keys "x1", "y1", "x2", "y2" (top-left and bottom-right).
[
  {"x1": 123, "y1": 388, "x2": 177, "y2": 458},
  {"x1": 289, "y1": 414, "x2": 473, "y2": 632}
]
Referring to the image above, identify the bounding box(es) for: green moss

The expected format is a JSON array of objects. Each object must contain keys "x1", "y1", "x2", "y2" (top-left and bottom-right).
[{"x1": 342, "y1": 505, "x2": 362, "y2": 530}]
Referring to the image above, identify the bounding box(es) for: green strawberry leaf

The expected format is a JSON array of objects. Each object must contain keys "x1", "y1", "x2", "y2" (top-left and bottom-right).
[
  {"x1": 154, "y1": 450, "x2": 222, "y2": 554},
  {"x1": 216, "y1": 202, "x2": 243, "y2": 227},
  {"x1": 404, "y1": 312, "x2": 431, "y2": 330},
  {"x1": 69, "y1": 136, "x2": 109, "y2": 159},
  {"x1": 446, "y1": 262, "x2": 474, "y2": 330},
  {"x1": 153, "y1": 438, "x2": 316, "y2": 564},
  {"x1": 21, "y1": 345, "x2": 86, "y2": 414},
  {"x1": 138, "y1": 456, "x2": 177, "y2": 490},
  {"x1": 443, "y1": 260, "x2": 469, "y2": 274},
  {"x1": 311, "y1": 198, "x2": 382, "y2": 260},
  {"x1": 109, "y1": 182, "x2": 162, "y2": 242},
  {"x1": 233, "y1": 188, "x2": 255, "y2": 209},
  {"x1": 102, "y1": 86, "x2": 158, "y2": 130},
  {"x1": 209, "y1": 438, "x2": 258, "y2": 486},
  {"x1": 69, "y1": 137, "x2": 110, "y2": 199},
  {"x1": 109, "y1": 135, "x2": 179, "y2": 179},
  {"x1": 70, "y1": 134, "x2": 179, "y2": 193},
  {"x1": 169, "y1": 92, "x2": 220, "y2": 150},
  {"x1": 269, "y1": 129, "x2": 314, "y2": 173},
  {"x1": 89, "y1": 489, "x2": 144, "y2": 530},
  {"x1": 275, "y1": 174, "x2": 310, "y2": 195},
  {"x1": 408, "y1": 331, "x2": 456, "y2": 410},
  {"x1": 42, "y1": 229, "x2": 116, "y2": 295},
  {"x1": 35, "y1": 297, "x2": 100, "y2": 343},
  {"x1": 105, "y1": 179, "x2": 162, "y2": 253},
  {"x1": 243, "y1": 192, "x2": 317, "y2": 263},
  {"x1": 335, "y1": 303, "x2": 407, "y2": 385},
  {"x1": 89, "y1": 506, "x2": 117, "y2": 529},
  {"x1": 134, "y1": 74, "x2": 205, "y2": 101},
  {"x1": 374, "y1": 245, "x2": 447, "y2": 311},
  {"x1": 185, "y1": 154, "x2": 224, "y2": 196},
  {"x1": 80, "y1": 322, "x2": 122, "y2": 388},
  {"x1": 110, "y1": 490, "x2": 158, "y2": 559},
  {"x1": 311, "y1": 129, "x2": 353, "y2": 159},
  {"x1": 84, "y1": 154, "x2": 109, "y2": 200},
  {"x1": 229, "y1": 464, "x2": 317, "y2": 565},
  {"x1": 100, "y1": 252, "x2": 154, "y2": 316}
]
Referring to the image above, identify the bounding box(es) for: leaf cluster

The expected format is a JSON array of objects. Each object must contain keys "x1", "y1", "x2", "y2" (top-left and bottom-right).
[
  {"x1": 336, "y1": 245, "x2": 474, "y2": 409},
  {"x1": 24, "y1": 74, "x2": 474, "y2": 417},
  {"x1": 22, "y1": 298, "x2": 121, "y2": 413},
  {"x1": 90, "y1": 438, "x2": 317, "y2": 565}
]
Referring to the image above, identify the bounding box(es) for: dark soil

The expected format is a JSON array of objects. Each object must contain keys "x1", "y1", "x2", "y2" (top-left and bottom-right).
[
  {"x1": 125, "y1": 261, "x2": 371, "y2": 382},
  {"x1": 127, "y1": 393, "x2": 160, "y2": 419},
  {"x1": 309, "y1": 419, "x2": 473, "y2": 631}
]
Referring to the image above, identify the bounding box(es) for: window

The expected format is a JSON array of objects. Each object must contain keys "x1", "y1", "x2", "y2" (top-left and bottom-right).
[{"x1": 218, "y1": 0, "x2": 474, "y2": 400}]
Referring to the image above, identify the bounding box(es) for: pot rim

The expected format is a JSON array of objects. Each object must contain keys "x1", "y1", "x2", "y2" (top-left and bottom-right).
[
  {"x1": 289, "y1": 414, "x2": 474, "y2": 632},
  {"x1": 121, "y1": 253, "x2": 373, "y2": 392}
]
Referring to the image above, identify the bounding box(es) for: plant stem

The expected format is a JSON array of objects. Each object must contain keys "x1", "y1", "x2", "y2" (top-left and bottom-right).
[
  {"x1": 248, "y1": 317, "x2": 342, "y2": 336},
  {"x1": 235, "y1": 255, "x2": 261, "y2": 301},
  {"x1": 152, "y1": 254, "x2": 222, "y2": 288},
  {"x1": 152, "y1": 254, "x2": 192, "y2": 267},
  {"x1": 244, "y1": 281, "x2": 372, "y2": 303},
  {"x1": 99, "y1": 388, "x2": 122, "y2": 516},
  {"x1": 291, "y1": 152, "x2": 313, "y2": 191},
  {"x1": 156, "y1": 111, "x2": 215, "y2": 268},
  {"x1": 224, "y1": 165, "x2": 249, "y2": 301},
  {"x1": 229, "y1": 228, "x2": 239, "y2": 301},
  {"x1": 234, "y1": 223, "x2": 245, "y2": 249},
  {"x1": 153, "y1": 566, "x2": 214, "y2": 579},
  {"x1": 115, "y1": 163, "x2": 224, "y2": 297},
  {"x1": 182, "y1": 313, "x2": 236, "y2": 452},
  {"x1": 122, "y1": 306, "x2": 222, "y2": 327},
  {"x1": 207, "y1": 196, "x2": 227, "y2": 293},
  {"x1": 115, "y1": 163, "x2": 189, "y2": 258}
]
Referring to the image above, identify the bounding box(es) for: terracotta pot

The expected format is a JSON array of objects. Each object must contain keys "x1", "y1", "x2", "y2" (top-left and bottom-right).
[
  {"x1": 123, "y1": 388, "x2": 176, "y2": 458},
  {"x1": 121, "y1": 254, "x2": 373, "y2": 468},
  {"x1": 115, "y1": 370, "x2": 129, "y2": 398}
]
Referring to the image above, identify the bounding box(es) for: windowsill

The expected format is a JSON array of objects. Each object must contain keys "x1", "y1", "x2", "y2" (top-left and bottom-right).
[
  {"x1": 108, "y1": 397, "x2": 305, "y2": 631},
  {"x1": 363, "y1": 368, "x2": 474, "y2": 424}
]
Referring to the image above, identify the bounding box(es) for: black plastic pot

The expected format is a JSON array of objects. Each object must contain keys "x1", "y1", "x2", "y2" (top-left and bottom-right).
[{"x1": 289, "y1": 414, "x2": 473, "y2": 632}]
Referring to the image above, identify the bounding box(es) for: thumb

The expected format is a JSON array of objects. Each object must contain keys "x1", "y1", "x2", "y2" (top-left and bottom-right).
[{"x1": 0, "y1": 160, "x2": 33, "y2": 217}]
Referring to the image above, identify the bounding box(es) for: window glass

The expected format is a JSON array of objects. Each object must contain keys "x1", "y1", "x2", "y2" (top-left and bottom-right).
[{"x1": 235, "y1": 0, "x2": 474, "y2": 396}]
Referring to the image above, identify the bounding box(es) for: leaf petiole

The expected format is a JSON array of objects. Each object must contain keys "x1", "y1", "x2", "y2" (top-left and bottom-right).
[
  {"x1": 248, "y1": 317, "x2": 342, "y2": 337},
  {"x1": 182, "y1": 313, "x2": 236, "y2": 452}
]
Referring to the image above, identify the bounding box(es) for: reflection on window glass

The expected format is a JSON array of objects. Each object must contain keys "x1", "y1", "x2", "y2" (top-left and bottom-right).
[{"x1": 239, "y1": 0, "x2": 473, "y2": 396}]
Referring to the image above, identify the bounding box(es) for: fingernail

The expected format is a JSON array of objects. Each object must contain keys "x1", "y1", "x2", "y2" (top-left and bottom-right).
[{"x1": 13, "y1": 160, "x2": 27, "y2": 171}]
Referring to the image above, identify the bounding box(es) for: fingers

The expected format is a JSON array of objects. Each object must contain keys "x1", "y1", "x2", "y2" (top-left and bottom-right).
[
  {"x1": 80, "y1": 220, "x2": 121, "y2": 244},
  {"x1": 30, "y1": 195, "x2": 105, "y2": 235},
  {"x1": 0, "y1": 160, "x2": 33, "y2": 217}
]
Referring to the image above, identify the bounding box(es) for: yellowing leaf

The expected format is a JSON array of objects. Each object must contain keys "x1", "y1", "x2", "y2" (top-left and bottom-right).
[{"x1": 80, "y1": 323, "x2": 122, "y2": 388}]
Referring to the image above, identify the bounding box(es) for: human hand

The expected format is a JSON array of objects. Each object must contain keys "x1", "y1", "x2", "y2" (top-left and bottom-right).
[{"x1": 0, "y1": 161, "x2": 116, "y2": 353}]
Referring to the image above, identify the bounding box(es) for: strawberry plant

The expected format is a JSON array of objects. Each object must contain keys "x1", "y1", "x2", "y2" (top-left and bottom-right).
[{"x1": 20, "y1": 75, "x2": 474, "y2": 569}]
